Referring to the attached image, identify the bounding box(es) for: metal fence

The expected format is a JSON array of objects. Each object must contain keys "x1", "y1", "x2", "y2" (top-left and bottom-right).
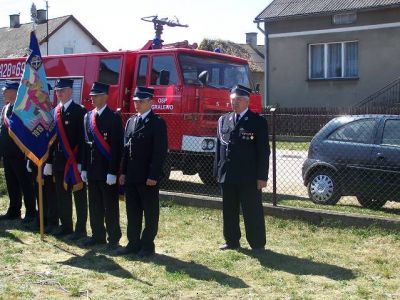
[{"x1": 121, "y1": 111, "x2": 400, "y2": 217}]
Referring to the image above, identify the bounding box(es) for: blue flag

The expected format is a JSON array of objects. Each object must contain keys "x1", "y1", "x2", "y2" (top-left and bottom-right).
[{"x1": 8, "y1": 31, "x2": 55, "y2": 167}]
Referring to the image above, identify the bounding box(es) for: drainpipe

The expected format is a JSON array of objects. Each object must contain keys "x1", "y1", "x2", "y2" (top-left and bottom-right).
[{"x1": 256, "y1": 21, "x2": 269, "y2": 108}]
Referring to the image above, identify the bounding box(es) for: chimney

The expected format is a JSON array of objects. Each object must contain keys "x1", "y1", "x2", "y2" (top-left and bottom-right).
[
  {"x1": 246, "y1": 32, "x2": 257, "y2": 48},
  {"x1": 37, "y1": 9, "x2": 47, "y2": 24},
  {"x1": 9, "y1": 14, "x2": 20, "y2": 28}
]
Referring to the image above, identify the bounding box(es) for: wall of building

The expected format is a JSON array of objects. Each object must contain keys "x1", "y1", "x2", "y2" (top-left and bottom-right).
[
  {"x1": 266, "y1": 9, "x2": 400, "y2": 107},
  {"x1": 39, "y1": 20, "x2": 104, "y2": 55},
  {"x1": 266, "y1": 7, "x2": 400, "y2": 34}
]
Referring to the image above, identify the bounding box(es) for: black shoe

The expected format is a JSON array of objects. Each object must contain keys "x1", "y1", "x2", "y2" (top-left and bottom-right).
[
  {"x1": 52, "y1": 227, "x2": 73, "y2": 237},
  {"x1": 106, "y1": 242, "x2": 120, "y2": 251},
  {"x1": 137, "y1": 249, "x2": 155, "y2": 258},
  {"x1": 21, "y1": 214, "x2": 36, "y2": 224},
  {"x1": 251, "y1": 247, "x2": 265, "y2": 254},
  {"x1": 82, "y1": 237, "x2": 106, "y2": 247},
  {"x1": 0, "y1": 212, "x2": 21, "y2": 221},
  {"x1": 219, "y1": 243, "x2": 240, "y2": 251},
  {"x1": 65, "y1": 232, "x2": 87, "y2": 241},
  {"x1": 113, "y1": 244, "x2": 140, "y2": 256},
  {"x1": 45, "y1": 225, "x2": 58, "y2": 234}
]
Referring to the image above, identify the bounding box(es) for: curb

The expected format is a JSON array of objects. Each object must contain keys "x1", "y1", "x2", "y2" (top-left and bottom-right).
[{"x1": 160, "y1": 191, "x2": 400, "y2": 231}]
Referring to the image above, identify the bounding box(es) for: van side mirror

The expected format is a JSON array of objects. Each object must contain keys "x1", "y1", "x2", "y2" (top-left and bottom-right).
[
  {"x1": 198, "y1": 71, "x2": 209, "y2": 86},
  {"x1": 159, "y1": 69, "x2": 170, "y2": 85}
]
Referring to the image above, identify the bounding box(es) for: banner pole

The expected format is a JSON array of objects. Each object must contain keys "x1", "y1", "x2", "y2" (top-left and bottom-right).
[{"x1": 37, "y1": 165, "x2": 45, "y2": 241}]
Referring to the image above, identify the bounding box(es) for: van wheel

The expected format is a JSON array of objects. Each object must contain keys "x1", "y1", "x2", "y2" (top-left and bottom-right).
[
  {"x1": 356, "y1": 196, "x2": 387, "y2": 210},
  {"x1": 307, "y1": 170, "x2": 341, "y2": 205}
]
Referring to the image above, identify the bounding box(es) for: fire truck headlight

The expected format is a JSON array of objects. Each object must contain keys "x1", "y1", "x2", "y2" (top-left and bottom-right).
[
  {"x1": 207, "y1": 140, "x2": 215, "y2": 150},
  {"x1": 201, "y1": 140, "x2": 208, "y2": 150}
]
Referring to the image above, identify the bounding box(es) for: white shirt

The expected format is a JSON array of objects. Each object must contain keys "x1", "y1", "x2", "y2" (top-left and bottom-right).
[
  {"x1": 96, "y1": 104, "x2": 107, "y2": 116},
  {"x1": 236, "y1": 108, "x2": 248, "y2": 122},
  {"x1": 138, "y1": 109, "x2": 151, "y2": 120},
  {"x1": 60, "y1": 99, "x2": 73, "y2": 111}
]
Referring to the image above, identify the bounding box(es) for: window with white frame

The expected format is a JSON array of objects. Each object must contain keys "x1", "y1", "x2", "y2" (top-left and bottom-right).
[{"x1": 309, "y1": 41, "x2": 358, "y2": 79}]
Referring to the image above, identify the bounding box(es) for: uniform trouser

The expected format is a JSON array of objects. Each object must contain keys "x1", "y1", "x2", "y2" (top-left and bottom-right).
[
  {"x1": 55, "y1": 172, "x2": 88, "y2": 233},
  {"x1": 3, "y1": 156, "x2": 36, "y2": 217},
  {"x1": 88, "y1": 180, "x2": 121, "y2": 244},
  {"x1": 222, "y1": 182, "x2": 266, "y2": 249},
  {"x1": 125, "y1": 184, "x2": 159, "y2": 252},
  {"x1": 32, "y1": 170, "x2": 58, "y2": 226}
]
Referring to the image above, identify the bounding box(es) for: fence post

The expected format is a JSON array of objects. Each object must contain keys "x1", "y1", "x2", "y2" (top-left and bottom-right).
[{"x1": 270, "y1": 107, "x2": 277, "y2": 206}]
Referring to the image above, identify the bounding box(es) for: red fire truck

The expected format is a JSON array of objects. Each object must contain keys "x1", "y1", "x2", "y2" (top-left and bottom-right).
[{"x1": 0, "y1": 19, "x2": 262, "y2": 184}]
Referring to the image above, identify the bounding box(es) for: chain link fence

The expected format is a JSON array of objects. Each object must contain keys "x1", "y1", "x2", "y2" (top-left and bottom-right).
[{"x1": 121, "y1": 111, "x2": 400, "y2": 218}]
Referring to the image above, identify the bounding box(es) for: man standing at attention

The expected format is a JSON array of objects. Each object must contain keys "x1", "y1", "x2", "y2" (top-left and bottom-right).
[
  {"x1": 116, "y1": 87, "x2": 168, "y2": 257},
  {"x1": 214, "y1": 84, "x2": 270, "y2": 252},
  {"x1": 0, "y1": 80, "x2": 36, "y2": 223},
  {"x1": 81, "y1": 82, "x2": 123, "y2": 250},
  {"x1": 43, "y1": 79, "x2": 87, "y2": 239}
]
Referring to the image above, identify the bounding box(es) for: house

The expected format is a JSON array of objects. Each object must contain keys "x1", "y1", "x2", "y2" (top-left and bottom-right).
[
  {"x1": 198, "y1": 34, "x2": 266, "y2": 97},
  {"x1": 0, "y1": 12, "x2": 107, "y2": 58},
  {"x1": 254, "y1": 0, "x2": 400, "y2": 107}
]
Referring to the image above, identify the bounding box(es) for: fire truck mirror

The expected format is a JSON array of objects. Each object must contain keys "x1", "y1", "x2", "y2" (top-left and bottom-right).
[
  {"x1": 159, "y1": 69, "x2": 170, "y2": 85},
  {"x1": 198, "y1": 70, "x2": 209, "y2": 86},
  {"x1": 255, "y1": 83, "x2": 260, "y2": 93}
]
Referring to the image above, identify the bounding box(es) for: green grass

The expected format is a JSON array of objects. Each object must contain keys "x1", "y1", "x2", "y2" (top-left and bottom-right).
[{"x1": 1, "y1": 197, "x2": 399, "y2": 299}]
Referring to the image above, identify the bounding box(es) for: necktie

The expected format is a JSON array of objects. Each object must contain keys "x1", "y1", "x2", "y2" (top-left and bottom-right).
[
  {"x1": 136, "y1": 117, "x2": 143, "y2": 129},
  {"x1": 61, "y1": 106, "x2": 65, "y2": 116},
  {"x1": 7, "y1": 104, "x2": 13, "y2": 117},
  {"x1": 236, "y1": 114, "x2": 240, "y2": 124}
]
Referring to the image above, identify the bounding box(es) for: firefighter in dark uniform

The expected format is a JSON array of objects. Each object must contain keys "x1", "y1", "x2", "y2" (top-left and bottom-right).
[
  {"x1": 44, "y1": 79, "x2": 88, "y2": 239},
  {"x1": 116, "y1": 87, "x2": 168, "y2": 257},
  {"x1": 214, "y1": 84, "x2": 270, "y2": 252},
  {"x1": 81, "y1": 82, "x2": 123, "y2": 249},
  {"x1": 0, "y1": 80, "x2": 36, "y2": 223}
]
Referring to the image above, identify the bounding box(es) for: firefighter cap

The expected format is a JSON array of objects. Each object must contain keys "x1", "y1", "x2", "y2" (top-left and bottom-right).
[
  {"x1": 54, "y1": 78, "x2": 74, "y2": 90},
  {"x1": 89, "y1": 81, "x2": 109, "y2": 95},
  {"x1": 133, "y1": 86, "x2": 154, "y2": 100},
  {"x1": 2, "y1": 80, "x2": 19, "y2": 91},
  {"x1": 230, "y1": 84, "x2": 252, "y2": 98}
]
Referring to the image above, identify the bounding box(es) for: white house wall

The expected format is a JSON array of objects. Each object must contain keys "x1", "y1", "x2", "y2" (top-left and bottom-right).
[{"x1": 39, "y1": 20, "x2": 104, "y2": 55}]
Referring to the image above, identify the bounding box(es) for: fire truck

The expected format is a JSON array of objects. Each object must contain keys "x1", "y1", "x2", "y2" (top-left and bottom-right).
[{"x1": 0, "y1": 16, "x2": 262, "y2": 184}]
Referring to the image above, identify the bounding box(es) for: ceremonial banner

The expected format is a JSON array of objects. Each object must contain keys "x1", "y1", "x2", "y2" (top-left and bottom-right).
[{"x1": 8, "y1": 31, "x2": 55, "y2": 166}]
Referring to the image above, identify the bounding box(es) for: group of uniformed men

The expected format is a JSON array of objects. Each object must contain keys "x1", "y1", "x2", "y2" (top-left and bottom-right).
[{"x1": 0, "y1": 79, "x2": 270, "y2": 255}]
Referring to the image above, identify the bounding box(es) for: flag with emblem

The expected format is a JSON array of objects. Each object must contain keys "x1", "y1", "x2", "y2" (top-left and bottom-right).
[{"x1": 8, "y1": 31, "x2": 55, "y2": 166}]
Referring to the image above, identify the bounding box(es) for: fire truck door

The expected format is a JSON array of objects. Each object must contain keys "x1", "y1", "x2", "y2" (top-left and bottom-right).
[{"x1": 149, "y1": 55, "x2": 182, "y2": 113}]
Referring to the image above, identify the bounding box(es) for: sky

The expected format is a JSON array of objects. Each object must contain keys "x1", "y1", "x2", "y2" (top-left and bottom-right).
[{"x1": 0, "y1": 0, "x2": 273, "y2": 51}]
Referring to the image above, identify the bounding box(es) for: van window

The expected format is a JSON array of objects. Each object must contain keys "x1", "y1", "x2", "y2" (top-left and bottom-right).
[
  {"x1": 136, "y1": 56, "x2": 148, "y2": 86},
  {"x1": 151, "y1": 55, "x2": 178, "y2": 85},
  {"x1": 98, "y1": 58, "x2": 121, "y2": 85}
]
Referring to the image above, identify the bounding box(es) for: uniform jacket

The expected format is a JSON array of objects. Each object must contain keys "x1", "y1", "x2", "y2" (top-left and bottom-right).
[
  {"x1": 214, "y1": 109, "x2": 270, "y2": 184},
  {"x1": 49, "y1": 101, "x2": 86, "y2": 172},
  {"x1": 0, "y1": 103, "x2": 24, "y2": 159},
  {"x1": 83, "y1": 106, "x2": 123, "y2": 181},
  {"x1": 121, "y1": 110, "x2": 168, "y2": 184}
]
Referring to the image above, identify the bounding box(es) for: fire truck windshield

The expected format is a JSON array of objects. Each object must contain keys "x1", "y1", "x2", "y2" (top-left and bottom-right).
[{"x1": 178, "y1": 54, "x2": 250, "y2": 89}]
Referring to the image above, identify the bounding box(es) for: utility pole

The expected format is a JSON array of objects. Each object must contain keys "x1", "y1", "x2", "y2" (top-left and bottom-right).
[{"x1": 45, "y1": 1, "x2": 49, "y2": 55}]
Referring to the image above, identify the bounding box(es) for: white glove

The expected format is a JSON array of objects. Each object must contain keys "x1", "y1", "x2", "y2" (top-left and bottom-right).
[
  {"x1": 81, "y1": 170, "x2": 88, "y2": 183},
  {"x1": 26, "y1": 160, "x2": 32, "y2": 173},
  {"x1": 106, "y1": 174, "x2": 117, "y2": 185},
  {"x1": 43, "y1": 163, "x2": 53, "y2": 176},
  {"x1": 77, "y1": 164, "x2": 82, "y2": 173}
]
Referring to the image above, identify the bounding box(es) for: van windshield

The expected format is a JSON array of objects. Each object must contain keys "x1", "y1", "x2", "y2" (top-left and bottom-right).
[{"x1": 178, "y1": 54, "x2": 251, "y2": 89}]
